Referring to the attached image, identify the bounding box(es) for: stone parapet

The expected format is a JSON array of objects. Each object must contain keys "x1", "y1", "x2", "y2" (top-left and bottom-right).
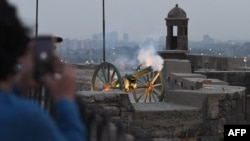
[
  {"x1": 186, "y1": 54, "x2": 245, "y2": 71},
  {"x1": 76, "y1": 86, "x2": 246, "y2": 140},
  {"x1": 73, "y1": 64, "x2": 97, "y2": 91},
  {"x1": 195, "y1": 71, "x2": 250, "y2": 94},
  {"x1": 130, "y1": 103, "x2": 202, "y2": 138}
]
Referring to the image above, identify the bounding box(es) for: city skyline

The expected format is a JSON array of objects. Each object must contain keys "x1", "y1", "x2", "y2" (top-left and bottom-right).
[{"x1": 9, "y1": 0, "x2": 250, "y2": 42}]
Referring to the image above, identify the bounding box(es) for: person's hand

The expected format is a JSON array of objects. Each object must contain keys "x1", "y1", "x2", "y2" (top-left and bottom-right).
[
  {"x1": 42, "y1": 64, "x2": 76, "y2": 101},
  {"x1": 15, "y1": 41, "x2": 39, "y2": 94}
]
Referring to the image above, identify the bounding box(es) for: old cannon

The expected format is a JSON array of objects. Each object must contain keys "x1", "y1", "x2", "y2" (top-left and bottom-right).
[{"x1": 91, "y1": 62, "x2": 165, "y2": 102}]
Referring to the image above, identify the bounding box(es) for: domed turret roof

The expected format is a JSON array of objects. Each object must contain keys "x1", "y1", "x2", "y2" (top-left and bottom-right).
[{"x1": 167, "y1": 4, "x2": 187, "y2": 19}]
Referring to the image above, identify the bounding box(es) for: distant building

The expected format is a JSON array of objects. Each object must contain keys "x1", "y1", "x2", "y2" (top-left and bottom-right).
[
  {"x1": 202, "y1": 34, "x2": 215, "y2": 44},
  {"x1": 83, "y1": 39, "x2": 94, "y2": 49},
  {"x1": 106, "y1": 31, "x2": 118, "y2": 42},
  {"x1": 123, "y1": 33, "x2": 129, "y2": 43}
]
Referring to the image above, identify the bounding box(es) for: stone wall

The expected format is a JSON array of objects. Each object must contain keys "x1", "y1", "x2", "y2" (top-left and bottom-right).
[
  {"x1": 163, "y1": 59, "x2": 192, "y2": 79},
  {"x1": 186, "y1": 54, "x2": 245, "y2": 71},
  {"x1": 195, "y1": 71, "x2": 250, "y2": 124},
  {"x1": 72, "y1": 63, "x2": 98, "y2": 91},
  {"x1": 195, "y1": 71, "x2": 250, "y2": 94},
  {"x1": 76, "y1": 86, "x2": 246, "y2": 141},
  {"x1": 72, "y1": 62, "x2": 248, "y2": 140}
]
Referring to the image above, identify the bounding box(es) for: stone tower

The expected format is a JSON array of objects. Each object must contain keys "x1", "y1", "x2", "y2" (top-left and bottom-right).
[{"x1": 165, "y1": 4, "x2": 189, "y2": 50}]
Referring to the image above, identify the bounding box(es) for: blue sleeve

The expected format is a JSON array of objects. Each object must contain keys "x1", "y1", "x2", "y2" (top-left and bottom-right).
[
  {"x1": 22, "y1": 99, "x2": 87, "y2": 141},
  {"x1": 10, "y1": 84, "x2": 87, "y2": 141},
  {"x1": 54, "y1": 99, "x2": 87, "y2": 141},
  {"x1": 11, "y1": 83, "x2": 22, "y2": 97}
]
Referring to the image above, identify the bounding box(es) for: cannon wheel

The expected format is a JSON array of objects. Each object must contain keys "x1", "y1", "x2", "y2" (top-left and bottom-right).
[
  {"x1": 131, "y1": 70, "x2": 165, "y2": 103},
  {"x1": 91, "y1": 62, "x2": 123, "y2": 91}
]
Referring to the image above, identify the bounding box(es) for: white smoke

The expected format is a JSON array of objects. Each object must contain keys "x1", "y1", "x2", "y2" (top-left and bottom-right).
[
  {"x1": 112, "y1": 56, "x2": 138, "y2": 71},
  {"x1": 137, "y1": 45, "x2": 164, "y2": 71}
]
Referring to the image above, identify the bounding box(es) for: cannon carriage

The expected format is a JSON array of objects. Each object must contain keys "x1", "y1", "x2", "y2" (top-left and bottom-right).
[{"x1": 91, "y1": 62, "x2": 165, "y2": 102}]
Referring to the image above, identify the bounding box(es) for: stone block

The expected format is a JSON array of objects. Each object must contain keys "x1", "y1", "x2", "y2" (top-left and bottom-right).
[
  {"x1": 165, "y1": 90, "x2": 208, "y2": 108},
  {"x1": 76, "y1": 91, "x2": 124, "y2": 105},
  {"x1": 131, "y1": 104, "x2": 202, "y2": 138},
  {"x1": 181, "y1": 78, "x2": 228, "y2": 90},
  {"x1": 164, "y1": 59, "x2": 192, "y2": 78},
  {"x1": 227, "y1": 57, "x2": 245, "y2": 70},
  {"x1": 246, "y1": 96, "x2": 250, "y2": 115},
  {"x1": 168, "y1": 73, "x2": 207, "y2": 89},
  {"x1": 206, "y1": 99, "x2": 219, "y2": 119},
  {"x1": 102, "y1": 105, "x2": 120, "y2": 116}
]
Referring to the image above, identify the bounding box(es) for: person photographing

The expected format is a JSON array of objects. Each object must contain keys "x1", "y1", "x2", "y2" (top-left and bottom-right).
[{"x1": 0, "y1": 0, "x2": 87, "y2": 141}]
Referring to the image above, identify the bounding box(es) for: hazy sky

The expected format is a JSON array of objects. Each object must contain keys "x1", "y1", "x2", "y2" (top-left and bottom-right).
[{"x1": 9, "y1": 0, "x2": 250, "y2": 42}]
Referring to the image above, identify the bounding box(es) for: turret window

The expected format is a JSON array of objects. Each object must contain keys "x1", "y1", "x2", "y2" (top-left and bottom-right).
[{"x1": 173, "y1": 26, "x2": 177, "y2": 36}]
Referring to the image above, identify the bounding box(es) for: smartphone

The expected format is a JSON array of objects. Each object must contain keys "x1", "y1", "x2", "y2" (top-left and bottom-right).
[{"x1": 33, "y1": 36, "x2": 54, "y2": 80}]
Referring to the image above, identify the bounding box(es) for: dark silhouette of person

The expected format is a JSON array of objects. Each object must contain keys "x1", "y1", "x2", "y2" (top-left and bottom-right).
[{"x1": 0, "y1": 1, "x2": 87, "y2": 141}]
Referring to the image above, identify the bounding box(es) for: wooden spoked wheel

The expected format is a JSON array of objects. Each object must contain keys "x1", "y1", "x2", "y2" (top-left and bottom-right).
[
  {"x1": 131, "y1": 70, "x2": 164, "y2": 103},
  {"x1": 91, "y1": 62, "x2": 123, "y2": 91}
]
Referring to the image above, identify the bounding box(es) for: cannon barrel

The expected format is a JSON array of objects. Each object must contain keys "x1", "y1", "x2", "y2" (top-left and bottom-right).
[{"x1": 127, "y1": 66, "x2": 153, "y2": 80}]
